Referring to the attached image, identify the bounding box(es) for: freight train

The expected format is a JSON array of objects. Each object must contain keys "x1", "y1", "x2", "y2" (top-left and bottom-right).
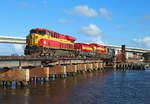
[{"x1": 24, "y1": 28, "x2": 114, "y2": 58}]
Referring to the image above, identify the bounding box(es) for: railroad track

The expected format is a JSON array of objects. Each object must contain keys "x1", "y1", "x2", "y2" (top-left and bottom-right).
[{"x1": 0, "y1": 55, "x2": 112, "y2": 61}]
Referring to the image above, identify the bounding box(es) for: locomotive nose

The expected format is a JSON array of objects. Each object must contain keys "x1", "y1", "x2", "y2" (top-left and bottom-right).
[{"x1": 26, "y1": 33, "x2": 36, "y2": 46}]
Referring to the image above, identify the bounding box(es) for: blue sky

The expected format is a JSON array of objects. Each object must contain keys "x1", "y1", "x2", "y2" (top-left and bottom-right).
[{"x1": 0, "y1": 0, "x2": 150, "y2": 55}]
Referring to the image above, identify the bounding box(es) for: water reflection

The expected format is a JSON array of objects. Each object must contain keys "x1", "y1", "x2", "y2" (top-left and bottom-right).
[{"x1": 1, "y1": 70, "x2": 150, "y2": 104}]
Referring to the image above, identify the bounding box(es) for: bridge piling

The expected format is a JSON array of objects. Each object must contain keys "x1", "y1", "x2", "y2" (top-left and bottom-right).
[
  {"x1": 0, "y1": 57, "x2": 148, "y2": 88},
  {"x1": 29, "y1": 67, "x2": 49, "y2": 81},
  {"x1": 114, "y1": 63, "x2": 149, "y2": 70},
  {"x1": 0, "y1": 68, "x2": 30, "y2": 87}
]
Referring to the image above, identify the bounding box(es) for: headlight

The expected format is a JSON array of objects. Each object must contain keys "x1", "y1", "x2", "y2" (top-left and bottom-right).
[{"x1": 44, "y1": 40, "x2": 46, "y2": 44}]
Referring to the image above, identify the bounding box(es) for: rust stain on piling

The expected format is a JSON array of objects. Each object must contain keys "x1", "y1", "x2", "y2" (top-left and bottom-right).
[
  {"x1": 77, "y1": 64, "x2": 85, "y2": 71},
  {"x1": 93, "y1": 63, "x2": 98, "y2": 69},
  {"x1": 66, "y1": 65, "x2": 75, "y2": 73},
  {"x1": 49, "y1": 65, "x2": 65, "y2": 75},
  {"x1": 0, "y1": 69, "x2": 29, "y2": 81},
  {"x1": 30, "y1": 67, "x2": 49, "y2": 78},
  {"x1": 86, "y1": 64, "x2": 92, "y2": 71}
]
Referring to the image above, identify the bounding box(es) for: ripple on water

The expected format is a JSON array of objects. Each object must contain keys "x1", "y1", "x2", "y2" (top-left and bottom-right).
[{"x1": 1, "y1": 69, "x2": 150, "y2": 104}]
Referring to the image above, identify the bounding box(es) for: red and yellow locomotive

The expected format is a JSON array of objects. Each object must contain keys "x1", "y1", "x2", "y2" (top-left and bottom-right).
[
  {"x1": 25, "y1": 28, "x2": 76, "y2": 56},
  {"x1": 25, "y1": 28, "x2": 108, "y2": 58},
  {"x1": 89, "y1": 43, "x2": 107, "y2": 54},
  {"x1": 75, "y1": 43, "x2": 94, "y2": 57}
]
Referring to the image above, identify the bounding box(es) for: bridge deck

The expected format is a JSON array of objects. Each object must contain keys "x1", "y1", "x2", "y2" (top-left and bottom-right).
[{"x1": 0, "y1": 55, "x2": 112, "y2": 68}]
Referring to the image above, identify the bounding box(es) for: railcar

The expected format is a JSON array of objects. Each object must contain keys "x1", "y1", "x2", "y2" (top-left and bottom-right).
[
  {"x1": 89, "y1": 43, "x2": 107, "y2": 58},
  {"x1": 25, "y1": 28, "x2": 76, "y2": 57},
  {"x1": 89, "y1": 43, "x2": 107, "y2": 54},
  {"x1": 74, "y1": 43, "x2": 94, "y2": 57}
]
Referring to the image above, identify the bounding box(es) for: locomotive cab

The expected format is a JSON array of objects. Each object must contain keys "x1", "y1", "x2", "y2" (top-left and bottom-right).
[{"x1": 26, "y1": 28, "x2": 51, "y2": 47}]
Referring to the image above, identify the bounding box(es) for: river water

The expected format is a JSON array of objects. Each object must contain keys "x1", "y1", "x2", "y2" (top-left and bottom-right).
[{"x1": 1, "y1": 68, "x2": 150, "y2": 104}]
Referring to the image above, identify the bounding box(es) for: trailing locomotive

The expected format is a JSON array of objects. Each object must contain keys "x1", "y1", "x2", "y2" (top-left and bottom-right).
[
  {"x1": 75, "y1": 43, "x2": 94, "y2": 57},
  {"x1": 24, "y1": 28, "x2": 108, "y2": 58}
]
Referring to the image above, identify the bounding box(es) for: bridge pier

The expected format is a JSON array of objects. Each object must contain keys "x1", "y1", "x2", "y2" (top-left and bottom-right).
[
  {"x1": 93, "y1": 63, "x2": 98, "y2": 71},
  {"x1": 0, "y1": 68, "x2": 29, "y2": 87},
  {"x1": 2, "y1": 59, "x2": 148, "y2": 88},
  {"x1": 49, "y1": 65, "x2": 67, "y2": 78},
  {"x1": 114, "y1": 63, "x2": 149, "y2": 70},
  {"x1": 77, "y1": 64, "x2": 85, "y2": 73},
  {"x1": 29, "y1": 67, "x2": 49, "y2": 81}
]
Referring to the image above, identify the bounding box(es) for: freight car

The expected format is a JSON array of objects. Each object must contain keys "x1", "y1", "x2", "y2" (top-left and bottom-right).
[{"x1": 24, "y1": 28, "x2": 109, "y2": 58}]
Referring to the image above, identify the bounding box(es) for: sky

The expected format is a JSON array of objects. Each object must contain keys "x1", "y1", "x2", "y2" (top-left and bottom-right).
[{"x1": 0, "y1": 0, "x2": 150, "y2": 55}]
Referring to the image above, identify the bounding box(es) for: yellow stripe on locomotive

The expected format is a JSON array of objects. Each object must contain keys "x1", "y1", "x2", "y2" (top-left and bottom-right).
[{"x1": 26, "y1": 28, "x2": 75, "y2": 50}]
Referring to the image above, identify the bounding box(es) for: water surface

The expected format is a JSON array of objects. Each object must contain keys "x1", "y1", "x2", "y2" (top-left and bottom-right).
[{"x1": 1, "y1": 69, "x2": 150, "y2": 104}]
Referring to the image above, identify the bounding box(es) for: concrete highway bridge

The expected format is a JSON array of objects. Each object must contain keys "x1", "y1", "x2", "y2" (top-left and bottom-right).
[
  {"x1": 0, "y1": 36, "x2": 149, "y2": 53},
  {"x1": 106, "y1": 45, "x2": 150, "y2": 53}
]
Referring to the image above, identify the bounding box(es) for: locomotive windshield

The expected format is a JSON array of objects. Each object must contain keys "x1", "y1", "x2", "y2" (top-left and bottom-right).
[
  {"x1": 30, "y1": 30, "x2": 46, "y2": 36},
  {"x1": 38, "y1": 31, "x2": 46, "y2": 35},
  {"x1": 30, "y1": 30, "x2": 37, "y2": 34}
]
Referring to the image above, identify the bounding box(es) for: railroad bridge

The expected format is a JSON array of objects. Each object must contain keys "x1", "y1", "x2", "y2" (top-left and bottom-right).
[
  {"x1": 0, "y1": 36, "x2": 149, "y2": 87},
  {"x1": 0, "y1": 56, "x2": 107, "y2": 87}
]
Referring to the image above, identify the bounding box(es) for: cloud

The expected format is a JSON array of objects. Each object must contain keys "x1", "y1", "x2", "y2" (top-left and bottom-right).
[
  {"x1": 0, "y1": 44, "x2": 24, "y2": 56},
  {"x1": 13, "y1": 44, "x2": 25, "y2": 55},
  {"x1": 133, "y1": 36, "x2": 150, "y2": 48},
  {"x1": 58, "y1": 19, "x2": 76, "y2": 24},
  {"x1": 78, "y1": 24, "x2": 102, "y2": 36},
  {"x1": 78, "y1": 24, "x2": 104, "y2": 44},
  {"x1": 42, "y1": 0, "x2": 48, "y2": 8},
  {"x1": 67, "y1": 5, "x2": 98, "y2": 17},
  {"x1": 100, "y1": 8, "x2": 112, "y2": 20},
  {"x1": 88, "y1": 36, "x2": 104, "y2": 44},
  {"x1": 0, "y1": 45, "x2": 14, "y2": 56}
]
